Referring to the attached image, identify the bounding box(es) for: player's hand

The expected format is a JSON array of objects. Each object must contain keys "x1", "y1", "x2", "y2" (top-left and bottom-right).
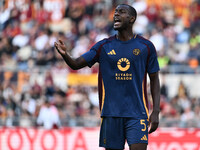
[
  {"x1": 148, "y1": 111, "x2": 159, "y2": 134},
  {"x1": 54, "y1": 40, "x2": 67, "y2": 56}
]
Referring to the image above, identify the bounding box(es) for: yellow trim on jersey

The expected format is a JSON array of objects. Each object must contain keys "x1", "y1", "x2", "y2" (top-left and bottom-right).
[
  {"x1": 100, "y1": 80, "x2": 105, "y2": 126},
  {"x1": 142, "y1": 81, "x2": 149, "y2": 119},
  {"x1": 101, "y1": 80, "x2": 105, "y2": 113},
  {"x1": 100, "y1": 117, "x2": 103, "y2": 125}
]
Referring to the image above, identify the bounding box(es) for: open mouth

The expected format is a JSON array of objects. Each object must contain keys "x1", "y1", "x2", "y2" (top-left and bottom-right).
[
  {"x1": 114, "y1": 18, "x2": 121, "y2": 26},
  {"x1": 114, "y1": 18, "x2": 121, "y2": 23}
]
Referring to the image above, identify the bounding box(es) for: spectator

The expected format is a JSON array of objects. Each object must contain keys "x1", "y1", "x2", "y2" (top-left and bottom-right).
[
  {"x1": 37, "y1": 100, "x2": 61, "y2": 129},
  {"x1": 180, "y1": 106, "x2": 195, "y2": 127},
  {"x1": 88, "y1": 86, "x2": 99, "y2": 108}
]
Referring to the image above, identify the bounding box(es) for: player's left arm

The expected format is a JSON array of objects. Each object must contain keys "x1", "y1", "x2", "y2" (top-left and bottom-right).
[{"x1": 148, "y1": 71, "x2": 160, "y2": 134}]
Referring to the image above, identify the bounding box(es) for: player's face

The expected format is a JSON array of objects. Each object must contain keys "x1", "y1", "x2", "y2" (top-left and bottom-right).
[{"x1": 113, "y1": 5, "x2": 132, "y2": 30}]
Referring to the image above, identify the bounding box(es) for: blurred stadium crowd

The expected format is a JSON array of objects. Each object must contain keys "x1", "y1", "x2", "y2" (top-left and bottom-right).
[{"x1": 0, "y1": 0, "x2": 200, "y2": 129}]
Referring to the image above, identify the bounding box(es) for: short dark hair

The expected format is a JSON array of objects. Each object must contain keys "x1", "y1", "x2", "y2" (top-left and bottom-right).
[{"x1": 120, "y1": 4, "x2": 137, "y2": 20}]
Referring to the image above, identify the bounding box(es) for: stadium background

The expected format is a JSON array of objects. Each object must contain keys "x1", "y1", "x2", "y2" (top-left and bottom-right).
[{"x1": 0, "y1": 0, "x2": 200, "y2": 149}]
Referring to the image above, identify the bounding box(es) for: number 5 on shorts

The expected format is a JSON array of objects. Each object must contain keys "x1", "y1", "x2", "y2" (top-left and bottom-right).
[{"x1": 140, "y1": 119, "x2": 146, "y2": 131}]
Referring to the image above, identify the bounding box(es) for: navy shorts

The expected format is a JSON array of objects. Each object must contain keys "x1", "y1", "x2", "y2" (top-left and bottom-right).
[{"x1": 99, "y1": 117, "x2": 148, "y2": 149}]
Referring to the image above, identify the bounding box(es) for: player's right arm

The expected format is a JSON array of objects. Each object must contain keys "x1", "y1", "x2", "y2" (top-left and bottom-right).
[{"x1": 54, "y1": 40, "x2": 87, "y2": 70}]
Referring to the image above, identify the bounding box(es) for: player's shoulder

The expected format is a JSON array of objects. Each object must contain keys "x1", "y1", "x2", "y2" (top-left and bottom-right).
[
  {"x1": 137, "y1": 34, "x2": 154, "y2": 47},
  {"x1": 96, "y1": 35, "x2": 116, "y2": 45},
  {"x1": 91, "y1": 36, "x2": 115, "y2": 50}
]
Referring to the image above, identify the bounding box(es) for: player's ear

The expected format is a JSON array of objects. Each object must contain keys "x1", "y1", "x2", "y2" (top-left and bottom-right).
[{"x1": 130, "y1": 16, "x2": 135, "y2": 23}]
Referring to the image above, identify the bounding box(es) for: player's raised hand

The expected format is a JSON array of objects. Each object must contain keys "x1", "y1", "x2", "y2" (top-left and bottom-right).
[
  {"x1": 54, "y1": 40, "x2": 67, "y2": 56},
  {"x1": 148, "y1": 111, "x2": 159, "y2": 134}
]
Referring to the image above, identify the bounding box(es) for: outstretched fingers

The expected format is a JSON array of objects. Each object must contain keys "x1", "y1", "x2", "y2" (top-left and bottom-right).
[
  {"x1": 54, "y1": 40, "x2": 67, "y2": 56},
  {"x1": 54, "y1": 42, "x2": 61, "y2": 53}
]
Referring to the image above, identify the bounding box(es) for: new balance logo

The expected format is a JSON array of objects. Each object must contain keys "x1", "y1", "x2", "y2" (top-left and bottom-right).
[
  {"x1": 141, "y1": 135, "x2": 147, "y2": 141},
  {"x1": 107, "y1": 49, "x2": 116, "y2": 55}
]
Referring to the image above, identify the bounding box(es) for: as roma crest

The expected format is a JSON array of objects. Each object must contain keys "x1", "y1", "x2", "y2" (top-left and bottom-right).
[{"x1": 133, "y1": 49, "x2": 140, "y2": 55}]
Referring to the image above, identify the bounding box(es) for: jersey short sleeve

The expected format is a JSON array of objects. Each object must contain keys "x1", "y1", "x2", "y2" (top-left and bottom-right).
[
  {"x1": 81, "y1": 40, "x2": 106, "y2": 68},
  {"x1": 147, "y1": 42, "x2": 160, "y2": 74}
]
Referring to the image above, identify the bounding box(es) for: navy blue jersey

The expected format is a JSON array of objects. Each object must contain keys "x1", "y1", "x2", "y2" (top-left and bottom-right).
[{"x1": 81, "y1": 35, "x2": 159, "y2": 119}]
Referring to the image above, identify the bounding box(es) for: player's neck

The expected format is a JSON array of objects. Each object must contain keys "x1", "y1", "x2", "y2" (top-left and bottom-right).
[{"x1": 116, "y1": 31, "x2": 134, "y2": 41}]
